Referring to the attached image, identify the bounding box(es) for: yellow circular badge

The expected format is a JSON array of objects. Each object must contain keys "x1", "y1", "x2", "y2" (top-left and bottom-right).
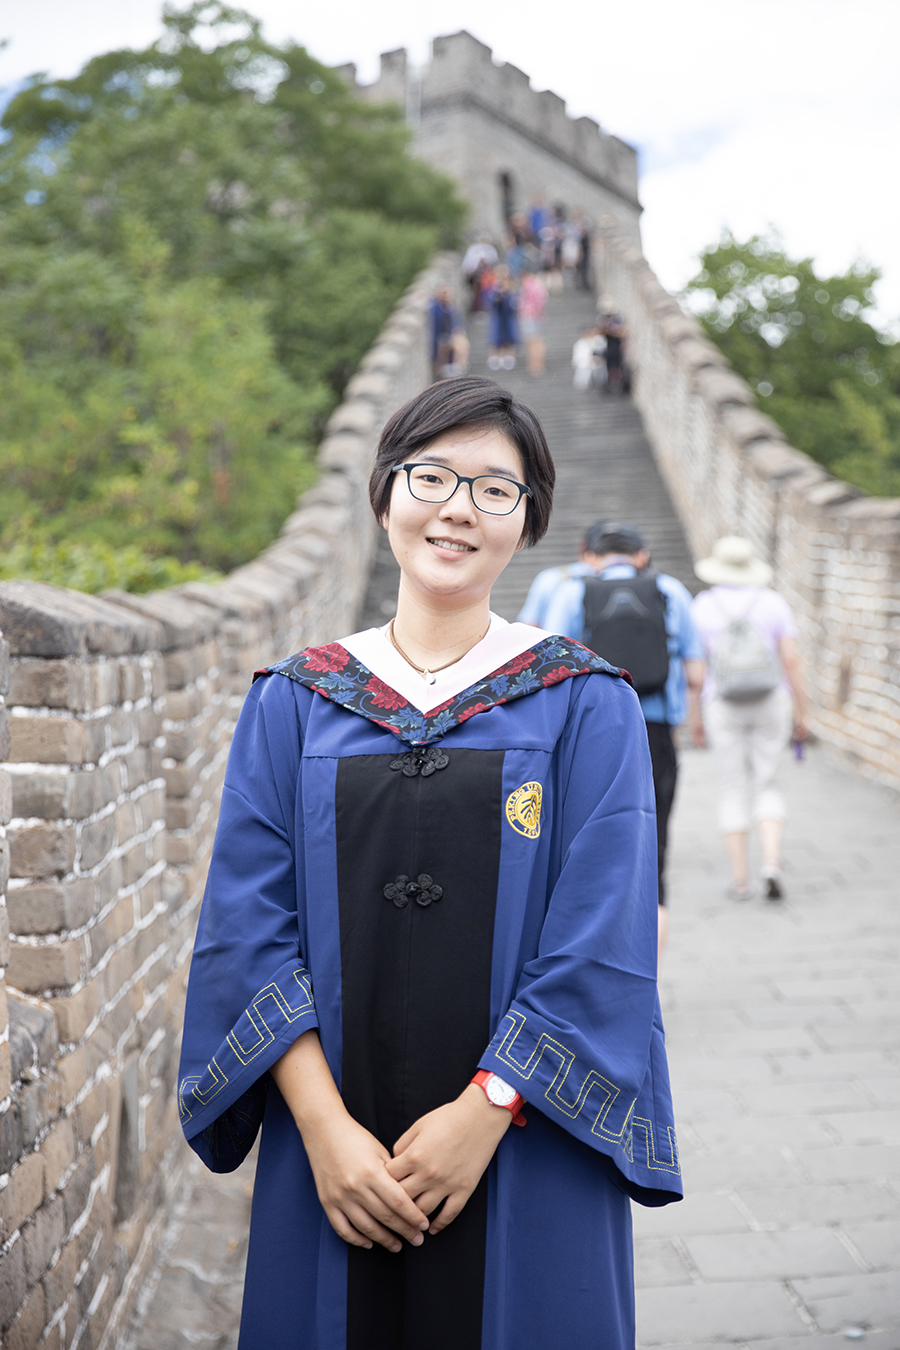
[{"x1": 505, "y1": 782, "x2": 543, "y2": 839}]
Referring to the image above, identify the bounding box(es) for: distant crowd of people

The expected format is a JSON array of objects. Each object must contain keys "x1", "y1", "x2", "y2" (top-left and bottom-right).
[{"x1": 519, "y1": 521, "x2": 810, "y2": 956}]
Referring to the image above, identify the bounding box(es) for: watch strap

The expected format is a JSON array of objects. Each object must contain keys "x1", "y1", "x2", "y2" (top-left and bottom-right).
[{"x1": 471, "y1": 1069, "x2": 526, "y2": 1126}]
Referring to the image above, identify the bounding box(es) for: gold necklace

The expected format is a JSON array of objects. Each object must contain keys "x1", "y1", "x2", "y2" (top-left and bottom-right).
[{"x1": 387, "y1": 618, "x2": 491, "y2": 686}]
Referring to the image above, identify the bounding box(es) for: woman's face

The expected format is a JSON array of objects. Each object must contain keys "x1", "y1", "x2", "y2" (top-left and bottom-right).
[{"x1": 385, "y1": 427, "x2": 528, "y2": 609}]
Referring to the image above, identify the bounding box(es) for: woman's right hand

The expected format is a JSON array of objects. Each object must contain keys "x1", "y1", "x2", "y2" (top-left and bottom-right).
[
  {"x1": 271, "y1": 1029, "x2": 428, "y2": 1254},
  {"x1": 301, "y1": 1109, "x2": 430, "y2": 1253}
]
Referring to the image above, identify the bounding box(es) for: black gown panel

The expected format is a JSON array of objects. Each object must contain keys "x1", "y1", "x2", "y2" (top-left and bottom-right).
[{"x1": 335, "y1": 749, "x2": 505, "y2": 1350}]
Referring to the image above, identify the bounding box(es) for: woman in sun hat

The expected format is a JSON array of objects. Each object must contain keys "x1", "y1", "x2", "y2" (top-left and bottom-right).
[{"x1": 691, "y1": 536, "x2": 810, "y2": 901}]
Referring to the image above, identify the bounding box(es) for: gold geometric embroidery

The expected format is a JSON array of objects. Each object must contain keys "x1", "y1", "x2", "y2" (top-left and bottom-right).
[
  {"x1": 492, "y1": 1009, "x2": 680, "y2": 1174},
  {"x1": 179, "y1": 965, "x2": 316, "y2": 1124},
  {"x1": 505, "y1": 781, "x2": 542, "y2": 839}
]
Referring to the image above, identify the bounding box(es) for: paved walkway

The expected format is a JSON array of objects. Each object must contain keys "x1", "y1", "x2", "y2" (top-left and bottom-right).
[{"x1": 130, "y1": 285, "x2": 900, "y2": 1346}]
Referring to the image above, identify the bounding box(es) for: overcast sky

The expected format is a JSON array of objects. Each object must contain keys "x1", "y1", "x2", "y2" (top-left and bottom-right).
[{"x1": 2, "y1": 0, "x2": 898, "y2": 326}]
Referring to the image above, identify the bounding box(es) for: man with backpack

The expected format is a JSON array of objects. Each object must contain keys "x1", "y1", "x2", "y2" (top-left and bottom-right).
[{"x1": 544, "y1": 521, "x2": 706, "y2": 943}]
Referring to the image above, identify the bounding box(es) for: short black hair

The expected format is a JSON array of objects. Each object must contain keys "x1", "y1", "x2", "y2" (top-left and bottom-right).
[
  {"x1": 369, "y1": 376, "x2": 555, "y2": 548},
  {"x1": 584, "y1": 520, "x2": 646, "y2": 555}
]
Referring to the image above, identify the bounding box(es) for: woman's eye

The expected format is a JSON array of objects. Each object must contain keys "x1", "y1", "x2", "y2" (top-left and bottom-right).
[
  {"x1": 485, "y1": 484, "x2": 513, "y2": 497},
  {"x1": 417, "y1": 474, "x2": 444, "y2": 485}
]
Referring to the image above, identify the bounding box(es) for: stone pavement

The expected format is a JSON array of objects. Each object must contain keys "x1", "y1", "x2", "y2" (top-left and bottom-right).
[
  {"x1": 641, "y1": 742, "x2": 900, "y2": 1347},
  {"x1": 128, "y1": 283, "x2": 900, "y2": 1346}
]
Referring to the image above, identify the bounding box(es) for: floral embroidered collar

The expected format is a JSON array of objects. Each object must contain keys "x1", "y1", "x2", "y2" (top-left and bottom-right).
[{"x1": 254, "y1": 636, "x2": 629, "y2": 747}]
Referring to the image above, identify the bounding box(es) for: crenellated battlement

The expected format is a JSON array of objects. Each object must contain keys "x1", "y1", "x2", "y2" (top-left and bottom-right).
[{"x1": 352, "y1": 31, "x2": 640, "y2": 242}]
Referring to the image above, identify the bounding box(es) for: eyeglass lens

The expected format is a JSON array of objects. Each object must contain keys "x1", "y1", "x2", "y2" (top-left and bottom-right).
[{"x1": 405, "y1": 464, "x2": 523, "y2": 515}]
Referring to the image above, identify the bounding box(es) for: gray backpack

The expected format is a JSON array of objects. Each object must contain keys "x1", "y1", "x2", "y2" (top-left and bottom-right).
[{"x1": 712, "y1": 595, "x2": 781, "y2": 702}]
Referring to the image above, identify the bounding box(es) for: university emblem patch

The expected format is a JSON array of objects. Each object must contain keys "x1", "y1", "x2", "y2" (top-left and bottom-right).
[{"x1": 505, "y1": 782, "x2": 542, "y2": 839}]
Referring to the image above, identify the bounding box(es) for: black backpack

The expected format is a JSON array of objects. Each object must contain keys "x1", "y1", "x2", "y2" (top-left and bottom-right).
[{"x1": 582, "y1": 573, "x2": 669, "y2": 695}]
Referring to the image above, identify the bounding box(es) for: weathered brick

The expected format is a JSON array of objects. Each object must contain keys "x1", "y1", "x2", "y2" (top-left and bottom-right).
[
  {"x1": 3, "y1": 1278, "x2": 45, "y2": 1350},
  {"x1": 0, "y1": 707, "x2": 11, "y2": 762},
  {"x1": 109, "y1": 707, "x2": 139, "y2": 749},
  {"x1": 7, "y1": 877, "x2": 96, "y2": 936},
  {"x1": 0, "y1": 1149, "x2": 45, "y2": 1236},
  {"x1": 118, "y1": 659, "x2": 147, "y2": 704},
  {"x1": 0, "y1": 768, "x2": 12, "y2": 825},
  {"x1": 0, "y1": 899, "x2": 9, "y2": 968},
  {"x1": 6, "y1": 937, "x2": 83, "y2": 994},
  {"x1": 0, "y1": 1100, "x2": 24, "y2": 1173},
  {"x1": 163, "y1": 686, "x2": 203, "y2": 721},
  {"x1": 7, "y1": 994, "x2": 58, "y2": 1076},
  {"x1": 0, "y1": 1040, "x2": 11, "y2": 1101},
  {"x1": 8, "y1": 658, "x2": 87, "y2": 711},
  {"x1": 8, "y1": 821, "x2": 76, "y2": 879},
  {"x1": 56, "y1": 1044, "x2": 87, "y2": 1107},
  {"x1": 164, "y1": 648, "x2": 204, "y2": 691},
  {"x1": 8, "y1": 715, "x2": 85, "y2": 765},
  {"x1": 0, "y1": 836, "x2": 10, "y2": 895},
  {"x1": 74, "y1": 1079, "x2": 107, "y2": 1148},
  {"x1": 61, "y1": 1150, "x2": 94, "y2": 1232},
  {"x1": 114, "y1": 800, "x2": 138, "y2": 846},
  {"x1": 105, "y1": 942, "x2": 139, "y2": 996},
  {"x1": 0, "y1": 637, "x2": 9, "y2": 695},
  {"x1": 17, "y1": 1078, "x2": 57, "y2": 1152},
  {"x1": 41, "y1": 1232, "x2": 78, "y2": 1311},
  {"x1": 10, "y1": 766, "x2": 104, "y2": 821},
  {"x1": 78, "y1": 813, "x2": 116, "y2": 871},
  {"x1": 40, "y1": 1119, "x2": 76, "y2": 1195},
  {"x1": 136, "y1": 704, "x2": 160, "y2": 744},
  {"x1": 22, "y1": 1191, "x2": 66, "y2": 1284},
  {"x1": 50, "y1": 980, "x2": 101, "y2": 1043},
  {"x1": 0, "y1": 1237, "x2": 27, "y2": 1334}
]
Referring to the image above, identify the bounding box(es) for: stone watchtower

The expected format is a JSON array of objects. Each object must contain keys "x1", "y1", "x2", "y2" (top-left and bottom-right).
[{"x1": 339, "y1": 31, "x2": 641, "y2": 243}]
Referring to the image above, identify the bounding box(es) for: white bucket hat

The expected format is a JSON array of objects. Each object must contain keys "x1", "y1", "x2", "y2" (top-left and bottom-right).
[{"x1": 694, "y1": 536, "x2": 773, "y2": 587}]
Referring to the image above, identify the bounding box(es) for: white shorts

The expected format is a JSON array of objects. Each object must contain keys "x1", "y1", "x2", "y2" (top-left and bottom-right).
[{"x1": 704, "y1": 688, "x2": 792, "y2": 833}]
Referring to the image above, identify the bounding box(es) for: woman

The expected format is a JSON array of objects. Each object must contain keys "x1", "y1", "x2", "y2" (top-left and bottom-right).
[
  {"x1": 691, "y1": 536, "x2": 810, "y2": 900},
  {"x1": 178, "y1": 377, "x2": 681, "y2": 1350},
  {"x1": 518, "y1": 266, "x2": 549, "y2": 377},
  {"x1": 485, "y1": 265, "x2": 519, "y2": 370}
]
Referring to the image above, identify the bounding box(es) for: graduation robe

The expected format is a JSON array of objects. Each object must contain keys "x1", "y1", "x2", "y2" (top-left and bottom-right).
[{"x1": 178, "y1": 633, "x2": 682, "y2": 1350}]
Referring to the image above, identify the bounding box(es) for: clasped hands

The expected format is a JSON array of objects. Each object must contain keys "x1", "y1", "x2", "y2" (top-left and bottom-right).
[{"x1": 303, "y1": 1085, "x2": 511, "y2": 1254}]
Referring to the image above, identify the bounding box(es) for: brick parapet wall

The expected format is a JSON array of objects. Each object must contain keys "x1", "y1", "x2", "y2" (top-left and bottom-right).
[
  {"x1": 596, "y1": 223, "x2": 900, "y2": 787},
  {"x1": 0, "y1": 253, "x2": 452, "y2": 1347}
]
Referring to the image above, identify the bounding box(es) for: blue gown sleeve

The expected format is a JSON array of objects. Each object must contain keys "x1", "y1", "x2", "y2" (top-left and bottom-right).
[
  {"x1": 177, "y1": 674, "x2": 317, "y2": 1172},
  {"x1": 479, "y1": 674, "x2": 682, "y2": 1205}
]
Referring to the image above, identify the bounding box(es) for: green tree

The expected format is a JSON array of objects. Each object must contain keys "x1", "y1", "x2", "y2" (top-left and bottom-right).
[
  {"x1": 0, "y1": 3, "x2": 466, "y2": 589},
  {"x1": 684, "y1": 233, "x2": 900, "y2": 497}
]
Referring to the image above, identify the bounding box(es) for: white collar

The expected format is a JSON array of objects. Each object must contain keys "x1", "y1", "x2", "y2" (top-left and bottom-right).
[{"x1": 340, "y1": 613, "x2": 555, "y2": 714}]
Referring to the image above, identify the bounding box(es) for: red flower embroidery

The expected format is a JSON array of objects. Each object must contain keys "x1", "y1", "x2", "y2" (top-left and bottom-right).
[
  {"x1": 501, "y1": 650, "x2": 538, "y2": 675},
  {"x1": 365, "y1": 676, "x2": 407, "y2": 711},
  {"x1": 303, "y1": 643, "x2": 350, "y2": 673},
  {"x1": 542, "y1": 666, "x2": 576, "y2": 688},
  {"x1": 457, "y1": 701, "x2": 491, "y2": 723},
  {"x1": 427, "y1": 696, "x2": 456, "y2": 716}
]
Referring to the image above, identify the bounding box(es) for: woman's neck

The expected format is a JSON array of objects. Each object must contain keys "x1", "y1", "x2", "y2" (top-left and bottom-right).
[{"x1": 391, "y1": 586, "x2": 492, "y2": 670}]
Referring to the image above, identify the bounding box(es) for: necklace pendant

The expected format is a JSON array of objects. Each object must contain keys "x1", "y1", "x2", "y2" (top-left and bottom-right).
[{"x1": 424, "y1": 670, "x2": 436, "y2": 685}]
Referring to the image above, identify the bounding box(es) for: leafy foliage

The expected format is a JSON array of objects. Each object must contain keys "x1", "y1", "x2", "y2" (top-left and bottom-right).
[
  {"x1": 684, "y1": 233, "x2": 900, "y2": 497},
  {"x1": 0, "y1": 3, "x2": 465, "y2": 589}
]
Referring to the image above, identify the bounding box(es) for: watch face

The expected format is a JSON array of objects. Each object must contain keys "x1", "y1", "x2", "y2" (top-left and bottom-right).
[{"x1": 486, "y1": 1075, "x2": 518, "y2": 1108}]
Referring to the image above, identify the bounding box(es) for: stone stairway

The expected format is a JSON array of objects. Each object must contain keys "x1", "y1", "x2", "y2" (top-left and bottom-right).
[{"x1": 358, "y1": 283, "x2": 697, "y2": 630}]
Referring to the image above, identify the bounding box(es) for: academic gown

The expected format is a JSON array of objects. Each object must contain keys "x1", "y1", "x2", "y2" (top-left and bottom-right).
[{"x1": 178, "y1": 626, "x2": 682, "y2": 1350}]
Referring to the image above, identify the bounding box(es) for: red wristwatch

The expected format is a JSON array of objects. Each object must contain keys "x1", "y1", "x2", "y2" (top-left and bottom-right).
[{"x1": 471, "y1": 1070, "x2": 526, "y2": 1126}]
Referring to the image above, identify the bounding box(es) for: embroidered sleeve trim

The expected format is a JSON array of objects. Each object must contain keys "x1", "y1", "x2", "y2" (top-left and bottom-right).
[
  {"x1": 179, "y1": 962, "x2": 316, "y2": 1128},
  {"x1": 253, "y1": 636, "x2": 630, "y2": 747},
  {"x1": 488, "y1": 1008, "x2": 680, "y2": 1177}
]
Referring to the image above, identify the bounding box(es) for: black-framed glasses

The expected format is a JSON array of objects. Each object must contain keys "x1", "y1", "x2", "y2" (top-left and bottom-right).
[{"x1": 392, "y1": 462, "x2": 532, "y2": 516}]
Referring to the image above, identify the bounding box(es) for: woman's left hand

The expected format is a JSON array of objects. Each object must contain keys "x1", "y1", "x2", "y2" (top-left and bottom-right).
[{"x1": 386, "y1": 1085, "x2": 512, "y2": 1234}]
